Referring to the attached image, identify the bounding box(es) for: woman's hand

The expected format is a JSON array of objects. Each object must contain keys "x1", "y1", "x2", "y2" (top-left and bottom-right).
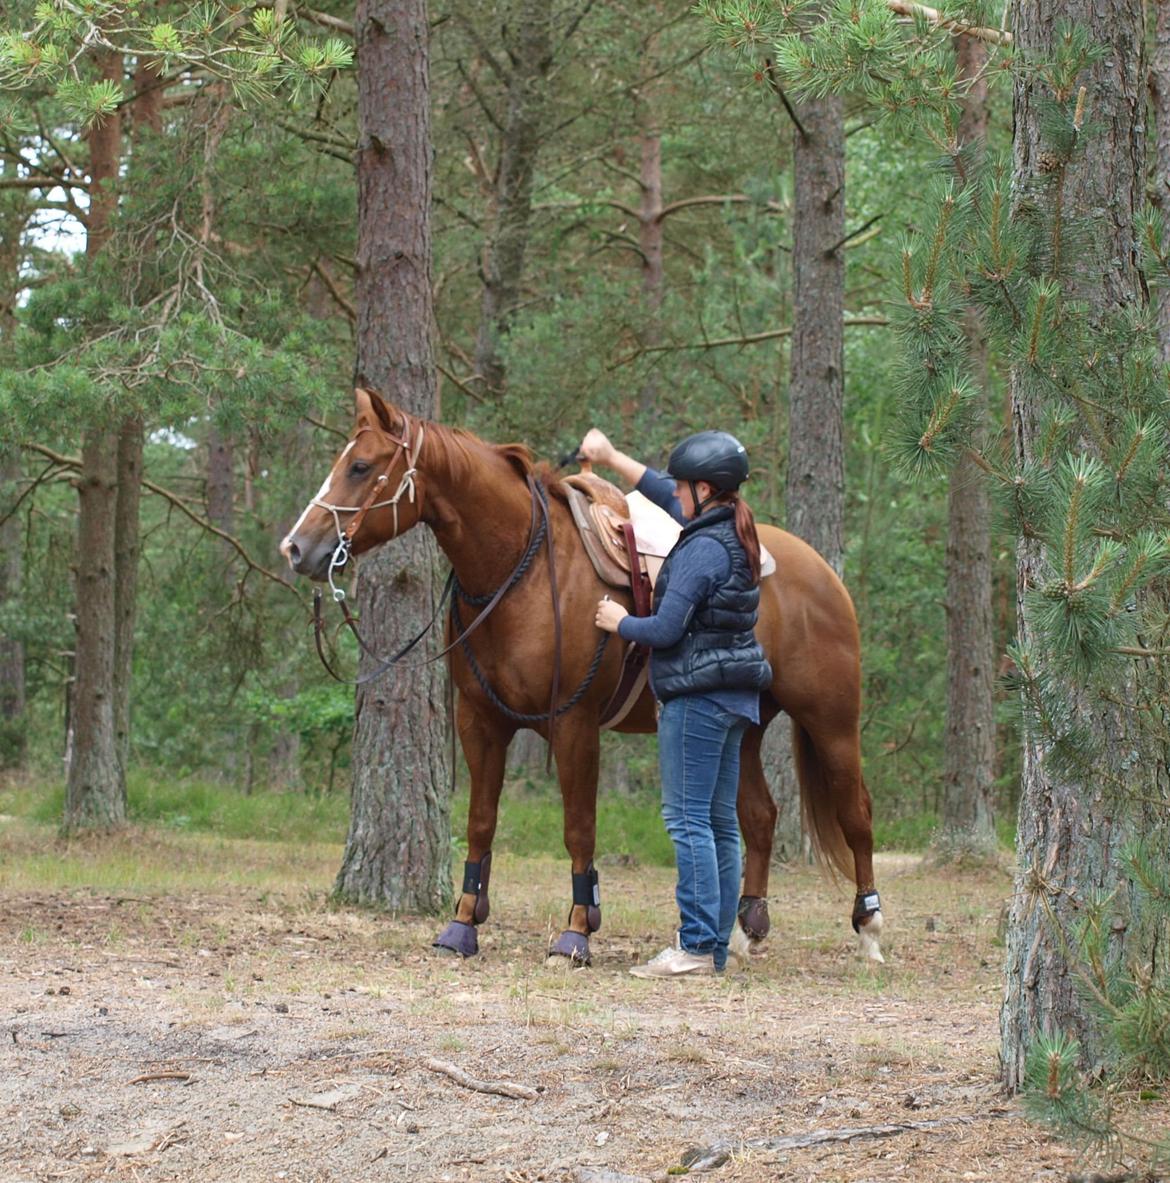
[
  {"x1": 594, "y1": 595, "x2": 628, "y2": 633},
  {"x1": 579, "y1": 428, "x2": 616, "y2": 466}
]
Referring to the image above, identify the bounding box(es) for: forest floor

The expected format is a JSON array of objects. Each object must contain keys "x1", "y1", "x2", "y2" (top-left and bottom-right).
[{"x1": 0, "y1": 823, "x2": 1163, "y2": 1183}]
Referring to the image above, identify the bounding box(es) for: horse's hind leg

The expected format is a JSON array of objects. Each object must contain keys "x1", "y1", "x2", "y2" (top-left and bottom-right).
[
  {"x1": 732, "y1": 706, "x2": 779, "y2": 961},
  {"x1": 433, "y1": 697, "x2": 513, "y2": 958},
  {"x1": 796, "y1": 723, "x2": 884, "y2": 962}
]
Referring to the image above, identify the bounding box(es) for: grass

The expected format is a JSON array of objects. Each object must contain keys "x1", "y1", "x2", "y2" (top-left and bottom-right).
[
  {"x1": 0, "y1": 771, "x2": 679, "y2": 864},
  {"x1": 0, "y1": 769, "x2": 1014, "y2": 898}
]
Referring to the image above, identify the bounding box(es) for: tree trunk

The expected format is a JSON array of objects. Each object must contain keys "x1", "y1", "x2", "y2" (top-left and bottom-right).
[
  {"x1": 206, "y1": 427, "x2": 235, "y2": 535},
  {"x1": 769, "y1": 92, "x2": 847, "y2": 859},
  {"x1": 0, "y1": 448, "x2": 25, "y2": 769},
  {"x1": 787, "y1": 95, "x2": 845, "y2": 577},
  {"x1": 472, "y1": 0, "x2": 553, "y2": 396},
  {"x1": 65, "y1": 427, "x2": 123, "y2": 830},
  {"x1": 636, "y1": 110, "x2": 665, "y2": 419},
  {"x1": 1153, "y1": 0, "x2": 1170, "y2": 350},
  {"x1": 336, "y1": 0, "x2": 452, "y2": 912},
  {"x1": 0, "y1": 193, "x2": 27, "y2": 769},
  {"x1": 65, "y1": 48, "x2": 125, "y2": 832},
  {"x1": 113, "y1": 418, "x2": 142, "y2": 787},
  {"x1": 1000, "y1": 0, "x2": 1152, "y2": 1090},
  {"x1": 936, "y1": 34, "x2": 996, "y2": 858}
]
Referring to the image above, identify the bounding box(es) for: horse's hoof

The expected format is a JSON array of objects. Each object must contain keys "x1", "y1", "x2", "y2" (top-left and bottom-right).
[
  {"x1": 857, "y1": 911, "x2": 885, "y2": 963},
  {"x1": 547, "y1": 930, "x2": 591, "y2": 966},
  {"x1": 433, "y1": 920, "x2": 479, "y2": 958}
]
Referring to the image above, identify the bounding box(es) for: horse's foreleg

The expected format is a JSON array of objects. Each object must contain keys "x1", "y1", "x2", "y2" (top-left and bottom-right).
[
  {"x1": 546, "y1": 721, "x2": 601, "y2": 966},
  {"x1": 433, "y1": 698, "x2": 513, "y2": 958},
  {"x1": 732, "y1": 719, "x2": 778, "y2": 961}
]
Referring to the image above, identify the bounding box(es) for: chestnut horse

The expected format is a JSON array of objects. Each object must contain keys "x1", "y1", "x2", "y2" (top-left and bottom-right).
[{"x1": 281, "y1": 389, "x2": 884, "y2": 964}]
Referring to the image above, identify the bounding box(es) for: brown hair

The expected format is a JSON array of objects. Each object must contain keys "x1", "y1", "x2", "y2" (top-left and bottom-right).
[{"x1": 714, "y1": 493, "x2": 762, "y2": 585}]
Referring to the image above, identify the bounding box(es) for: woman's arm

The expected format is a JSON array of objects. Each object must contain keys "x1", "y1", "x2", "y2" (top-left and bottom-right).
[{"x1": 579, "y1": 428, "x2": 647, "y2": 488}]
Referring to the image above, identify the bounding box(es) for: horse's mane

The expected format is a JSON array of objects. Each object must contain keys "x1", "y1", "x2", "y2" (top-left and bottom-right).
[{"x1": 424, "y1": 419, "x2": 567, "y2": 499}]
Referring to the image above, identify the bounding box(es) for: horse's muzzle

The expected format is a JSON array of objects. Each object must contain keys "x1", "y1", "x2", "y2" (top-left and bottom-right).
[{"x1": 280, "y1": 533, "x2": 334, "y2": 581}]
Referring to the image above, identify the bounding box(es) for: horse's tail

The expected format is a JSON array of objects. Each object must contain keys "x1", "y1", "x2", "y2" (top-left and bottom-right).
[{"x1": 793, "y1": 721, "x2": 855, "y2": 882}]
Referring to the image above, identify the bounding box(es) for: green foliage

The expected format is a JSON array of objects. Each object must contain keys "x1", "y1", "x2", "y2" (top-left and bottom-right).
[
  {"x1": 0, "y1": 0, "x2": 352, "y2": 119},
  {"x1": 1021, "y1": 844, "x2": 1170, "y2": 1165}
]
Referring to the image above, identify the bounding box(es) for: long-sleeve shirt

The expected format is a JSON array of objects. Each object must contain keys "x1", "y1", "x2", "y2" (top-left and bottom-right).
[{"x1": 616, "y1": 468, "x2": 762, "y2": 724}]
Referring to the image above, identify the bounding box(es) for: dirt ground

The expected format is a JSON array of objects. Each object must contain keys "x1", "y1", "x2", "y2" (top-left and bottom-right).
[{"x1": 0, "y1": 847, "x2": 1155, "y2": 1183}]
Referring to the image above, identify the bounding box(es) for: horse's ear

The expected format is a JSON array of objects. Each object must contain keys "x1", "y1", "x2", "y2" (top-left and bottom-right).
[{"x1": 354, "y1": 387, "x2": 402, "y2": 435}]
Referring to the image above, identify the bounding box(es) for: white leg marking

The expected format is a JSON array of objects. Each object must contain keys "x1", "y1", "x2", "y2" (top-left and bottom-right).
[
  {"x1": 857, "y1": 910, "x2": 885, "y2": 963},
  {"x1": 729, "y1": 922, "x2": 753, "y2": 963}
]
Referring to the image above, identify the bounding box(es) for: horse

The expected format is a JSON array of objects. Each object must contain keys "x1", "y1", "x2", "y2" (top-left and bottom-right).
[{"x1": 281, "y1": 388, "x2": 884, "y2": 965}]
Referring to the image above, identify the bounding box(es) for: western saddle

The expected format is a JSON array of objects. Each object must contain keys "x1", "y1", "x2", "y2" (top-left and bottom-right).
[{"x1": 563, "y1": 472, "x2": 681, "y2": 729}]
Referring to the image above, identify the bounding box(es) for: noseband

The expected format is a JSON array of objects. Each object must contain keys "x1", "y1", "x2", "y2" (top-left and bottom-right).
[{"x1": 312, "y1": 418, "x2": 425, "y2": 602}]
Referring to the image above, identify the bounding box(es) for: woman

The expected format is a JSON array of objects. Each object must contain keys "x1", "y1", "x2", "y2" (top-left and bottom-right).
[{"x1": 581, "y1": 427, "x2": 771, "y2": 978}]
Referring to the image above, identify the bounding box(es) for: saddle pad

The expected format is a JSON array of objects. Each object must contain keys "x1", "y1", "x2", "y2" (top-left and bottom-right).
[{"x1": 624, "y1": 491, "x2": 776, "y2": 577}]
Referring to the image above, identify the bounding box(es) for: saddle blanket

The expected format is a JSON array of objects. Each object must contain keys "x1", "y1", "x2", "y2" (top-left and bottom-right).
[{"x1": 626, "y1": 490, "x2": 776, "y2": 577}]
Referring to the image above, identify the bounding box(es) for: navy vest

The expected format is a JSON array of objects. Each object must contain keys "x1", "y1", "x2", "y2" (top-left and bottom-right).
[{"x1": 650, "y1": 506, "x2": 772, "y2": 703}]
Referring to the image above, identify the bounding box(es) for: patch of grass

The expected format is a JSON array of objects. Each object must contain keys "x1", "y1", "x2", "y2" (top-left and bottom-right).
[
  {"x1": 2, "y1": 772, "x2": 352, "y2": 844},
  {"x1": 3, "y1": 772, "x2": 675, "y2": 863},
  {"x1": 451, "y1": 782, "x2": 676, "y2": 866}
]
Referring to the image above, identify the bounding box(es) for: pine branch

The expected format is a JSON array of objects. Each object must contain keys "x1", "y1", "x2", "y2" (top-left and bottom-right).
[{"x1": 21, "y1": 442, "x2": 304, "y2": 604}]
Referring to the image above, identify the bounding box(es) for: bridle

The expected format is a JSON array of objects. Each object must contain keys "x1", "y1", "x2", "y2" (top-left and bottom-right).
[{"x1": 313, "y1": 417, "x2": 425, "y2": 603}]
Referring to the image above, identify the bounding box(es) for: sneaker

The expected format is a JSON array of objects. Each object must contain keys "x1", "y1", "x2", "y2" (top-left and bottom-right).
[{"x1": 629, "y1": 944, "x2": 715, "y2": 978}]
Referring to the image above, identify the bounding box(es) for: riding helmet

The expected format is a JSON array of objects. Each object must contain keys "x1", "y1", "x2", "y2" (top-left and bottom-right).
[{"x1": 667, "y1": 430, "x2": 750, "y2": 491}]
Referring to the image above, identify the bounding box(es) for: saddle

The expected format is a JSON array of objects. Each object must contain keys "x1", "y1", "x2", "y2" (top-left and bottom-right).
[
  {"x1": 563, "y1": 473, "x2": 677, "y2": 595},
  {"x1": 564, "y1": 472, "x2": 676, "y2": 729}
]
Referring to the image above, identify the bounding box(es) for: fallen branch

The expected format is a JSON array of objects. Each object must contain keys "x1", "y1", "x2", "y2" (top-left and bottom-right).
[
  {"x1": 421, "y1": 1055, "x2": 539, "y2": 1101},
  {"x1": 680, "y1": 1116, "x2": 975, "y2": 1172},
  {"x1": 129, "y1": 1071, "x2": 192, "y2": 1085}
]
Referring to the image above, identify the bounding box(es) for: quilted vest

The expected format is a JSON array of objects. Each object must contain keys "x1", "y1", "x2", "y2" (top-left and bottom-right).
[{"x1": 650, "y1": 506, "x2": 772, "y2": 703}]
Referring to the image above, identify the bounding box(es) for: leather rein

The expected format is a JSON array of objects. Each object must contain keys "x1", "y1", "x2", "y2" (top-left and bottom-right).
[{"x1": 310, "y1": 415, "x2": 609, "y2": 750}]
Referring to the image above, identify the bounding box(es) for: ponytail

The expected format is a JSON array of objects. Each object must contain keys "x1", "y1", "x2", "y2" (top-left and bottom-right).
[{"x1": 732, "y1": 496, "x2": 762, "y2": 585}]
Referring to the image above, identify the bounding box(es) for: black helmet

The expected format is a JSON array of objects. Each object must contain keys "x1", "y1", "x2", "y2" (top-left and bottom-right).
[{"x1": 667, "y1": 430, "x2": 750, "y2": 492}]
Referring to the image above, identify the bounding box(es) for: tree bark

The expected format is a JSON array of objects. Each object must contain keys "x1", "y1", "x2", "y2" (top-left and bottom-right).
[
  {"x1": 336, "y1": 0, "x2": 452, "y2": 912},
  {"x1": 787, "y1": 95, "x2": 845, "y2": 577},
  {"x1": 1153, "y1": 0, "x2": 1170, "y2": 351},
  {"x1": 768, "y1": 92, "x2": 847, "y2": 860},
  {"x1": 113, "y1": 417, "x2": 142, "y2": 787},
  {"x1": 65, "y1": 49, "x2": 125, "y2": 832},
  {"x1": 472, "y1": 0, "x2": 553, "y2": 395},
  {"x1": 1000, "y1": 0, "x2": 1152, "y2": 1090},
  {"x1": 636, "y1": 112, "x2": 665, "y2": 419},
  {"x1": 0, "y1": 448, "x2": 25, "y2": 769},
  {"x1": 0, "y1": 189, "x2": 28, "y2": 769},
  {"x1": 936, "y1": 34, "x2": 996, "y2": 858},
  {"x1": 65, "y1": 426, "x2": 123, "y2": 830}
]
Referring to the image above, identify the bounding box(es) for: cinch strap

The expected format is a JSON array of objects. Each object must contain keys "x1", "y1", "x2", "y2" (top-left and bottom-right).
[
  {"x1": 571, "y1": 862, "x2": 601, "y2": 934},
  {"x1": 851, "y1": 889, "x2": 881, "y2": 933}
]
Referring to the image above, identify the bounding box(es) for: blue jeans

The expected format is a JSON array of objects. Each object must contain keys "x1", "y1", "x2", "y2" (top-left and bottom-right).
[{"x1": 657, "y1": 695, "x2": 747, "y2": 972}]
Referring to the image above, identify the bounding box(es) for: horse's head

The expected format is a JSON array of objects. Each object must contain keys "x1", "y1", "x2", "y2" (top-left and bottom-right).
[{"x1": 280, "y1": 387, "x2": 427, "y2": 581}]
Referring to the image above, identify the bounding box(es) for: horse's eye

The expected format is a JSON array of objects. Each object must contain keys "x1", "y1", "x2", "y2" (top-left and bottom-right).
[{"x1": 349, "y1": 461, "x2": 371, "y2": 478}]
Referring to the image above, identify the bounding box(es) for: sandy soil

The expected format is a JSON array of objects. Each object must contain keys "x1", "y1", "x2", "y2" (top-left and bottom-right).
[{"x1": 0, "y1": 850, "x2": 1150, "y2": 1183}]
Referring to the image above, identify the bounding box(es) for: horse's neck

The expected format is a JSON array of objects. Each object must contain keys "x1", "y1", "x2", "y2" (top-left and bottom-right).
[{"x1": 421, "y1": 431, "x2": 543, "y2": 596}]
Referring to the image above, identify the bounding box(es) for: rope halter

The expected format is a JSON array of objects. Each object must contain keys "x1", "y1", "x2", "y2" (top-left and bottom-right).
[{"x1": 311, "y1": 417, "x2": 426, "y2": 602}]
